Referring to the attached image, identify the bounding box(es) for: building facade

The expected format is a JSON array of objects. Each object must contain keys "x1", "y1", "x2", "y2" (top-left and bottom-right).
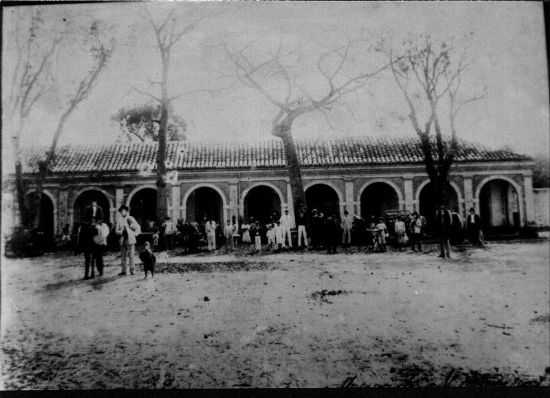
[{"x1": 2, "y1": 136, "x2": 535, "y2": 240}]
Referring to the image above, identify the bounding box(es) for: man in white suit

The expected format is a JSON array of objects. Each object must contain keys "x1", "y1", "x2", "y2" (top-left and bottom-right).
[
  {"x1": 115, "y1": 205, "x2": 141, "y2": 276},
  {"x1": 279, "y1": 209, "x2": 293, "y2": 248},
  {"x1": 205, "y1": 217, "x2": 217, "y2": 251}
]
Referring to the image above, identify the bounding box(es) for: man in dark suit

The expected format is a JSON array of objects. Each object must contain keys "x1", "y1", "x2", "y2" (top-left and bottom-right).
[
  {"x1": 466, "y1": 207, "x2": 483, "y2": 246},
  {"x1": 84, "y1": 200, "x2": 104, "y2": 225}
]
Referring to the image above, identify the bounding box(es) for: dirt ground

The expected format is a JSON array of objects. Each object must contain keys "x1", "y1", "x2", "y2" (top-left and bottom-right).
[{"x1": 1, "y1": 242, "x2": 549, "y2": 388}]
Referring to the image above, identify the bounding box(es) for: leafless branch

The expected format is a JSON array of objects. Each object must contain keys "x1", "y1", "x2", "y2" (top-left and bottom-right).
[{"x1": 132, "y1": 86, "x2": 162, "y2": 103}]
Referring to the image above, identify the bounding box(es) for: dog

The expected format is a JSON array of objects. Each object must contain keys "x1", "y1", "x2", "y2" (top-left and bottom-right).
[{"x1": 139, "y1": 241, "x2": 156, "y2": 279}]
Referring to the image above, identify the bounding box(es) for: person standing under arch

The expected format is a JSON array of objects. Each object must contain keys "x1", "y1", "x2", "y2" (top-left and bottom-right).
[
  {"x1": 279, "y1": 209, "x2": 293, "y2": 248},
  {"x1": 466, "y1": 208, "x2": 484, "y2": 247},
  {"x1": 341, "y1": 210, "x2": 353, "y2": 248},
  {"x1": 205, "y1": 217, "x2": 217, "y2": 251},
  {"x1": 84, "y1": 200, "x2": 104, "y2": 225},
  {"x1": 436, "y1": 205, "x2": 452, "y2": 259}
]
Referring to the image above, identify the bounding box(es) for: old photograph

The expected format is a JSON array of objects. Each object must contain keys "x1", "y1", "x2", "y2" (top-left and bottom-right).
[{"x1": 1, "y1": 0, "x2": 549, "y2": 389}]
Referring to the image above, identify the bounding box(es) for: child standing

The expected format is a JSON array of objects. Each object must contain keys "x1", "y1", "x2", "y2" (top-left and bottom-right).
[{"x1": 139, "y1": 241, "x2": 156, "y2": 279}]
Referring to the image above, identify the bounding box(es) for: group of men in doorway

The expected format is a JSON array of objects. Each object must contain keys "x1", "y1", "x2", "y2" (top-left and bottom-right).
[{"x1": 193, "y1": 206, "x2": 485, "y2": 257}]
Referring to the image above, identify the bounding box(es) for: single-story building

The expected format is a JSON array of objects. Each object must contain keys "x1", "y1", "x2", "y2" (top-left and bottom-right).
[{"x1": 2, "y1": 136, "x2": 536, "y2": 242}]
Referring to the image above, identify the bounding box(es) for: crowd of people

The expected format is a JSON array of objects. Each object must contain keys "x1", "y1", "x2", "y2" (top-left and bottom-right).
[{"x1": 73, "y1": 200, "x2": 486, "y2": 280}]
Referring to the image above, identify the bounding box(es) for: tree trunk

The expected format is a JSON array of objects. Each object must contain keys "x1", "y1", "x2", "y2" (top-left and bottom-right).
[
  {"x1": 156, "y1": 101, "x2": 169, "y2": 221},
  {"x1": 14, "y1": 161, "x2": 30, "y2": 228},
  {"x1": 277, "y1": 127, "x2": 307, "y2": 222},
  {"x1": 418, "y1": 138, "x2": 451, "y2": 209},
  {"x1": 33, "y1": 161, "x2": 48, "y2": 230},
  {"x1": 156, "y1": 54, "x2": 169, "y2": 222}
]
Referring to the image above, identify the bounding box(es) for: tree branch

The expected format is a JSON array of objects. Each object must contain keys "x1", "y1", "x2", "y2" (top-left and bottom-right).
[{"x1": 132, "y1": 86, "x2": 162, "y2": 103}]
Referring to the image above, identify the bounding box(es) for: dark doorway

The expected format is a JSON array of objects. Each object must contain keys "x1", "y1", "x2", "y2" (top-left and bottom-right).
[
  {"x1": 360, "y1": 182, "x2": 400, "y2": 220},
  {"x1": 306, "y1": 184, "x2": 340, "y2": 219},
  {"x1": 129, "y1": 188, "x2": 157, "y2": 229},
  {"x1": 479, "y1": 179, "x2": 520, "y2": 230},
  {"x1": 244, "y1": 185, "x2": 281, "y2": 224},
  {"x1": 26, "y1": 192, "x2": 55, "y2": 245},
  {"x1": 418, "y1": 182, "x2": 459, "y2": 228},
  {"x1": 186, "y1": 187, "x2": 223, "y2": 225}
]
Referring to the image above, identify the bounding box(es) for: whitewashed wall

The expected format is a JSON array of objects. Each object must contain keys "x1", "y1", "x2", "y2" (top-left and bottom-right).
[{"x1": 534, "y1": 188, "x2": 550, "y2": 226}]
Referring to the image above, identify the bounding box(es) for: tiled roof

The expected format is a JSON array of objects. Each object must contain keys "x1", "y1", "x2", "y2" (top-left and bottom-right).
[{"x1": 21, "y1": 136, "x2": 530, "y2": 174}]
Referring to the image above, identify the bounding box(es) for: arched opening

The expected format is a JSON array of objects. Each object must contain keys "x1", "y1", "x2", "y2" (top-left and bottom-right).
[
  {"x1": 186, "y1": 186, "x2": 223, "y2": 225},
  {"x1": 306, "y1": 184, "x2": 340, "y2": 219},
  {"x1": 25, "y1": 192, "x2": 55, "y2": 244},
  {"x1": 73, "y1": 190, "x2": 111, "y2": 227},
  {"x1": 244, "y1": 185, "x2": 281, "y2": 224},
  {"x1": 418, "y1": 182, "x2": 459, "y2": 228},
  {"x1": 360, "y1": 182, "x2": 400, "y2": 220},
  {"x1": 479, "y1": 179, "x2": 520, "y2": 230},
  {"x1": 129, "y1": 188, "x2": 157, "y2": 230}
]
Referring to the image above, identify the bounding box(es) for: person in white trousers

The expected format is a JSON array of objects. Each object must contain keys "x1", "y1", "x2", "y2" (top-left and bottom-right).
[
  {"x1": 341, "y1": 210, "x2": 353, "y2": 247},
  {"x1": 296, "y1": 209, "x2": 308, "y2": 248},
  {"x1": 205, "y1": 218, "x2": 217, "y2": 251},
  {"x1": 115, "y1": 205, "x2": 141, "y2": 276},
  {"x1": 279, "y1": 209, "x2": 293, "y2": 248}
]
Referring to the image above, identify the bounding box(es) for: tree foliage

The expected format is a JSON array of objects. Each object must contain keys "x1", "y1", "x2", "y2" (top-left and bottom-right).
[{"x1": 112, "y1": 103, "x2": 187, "y2": 143}]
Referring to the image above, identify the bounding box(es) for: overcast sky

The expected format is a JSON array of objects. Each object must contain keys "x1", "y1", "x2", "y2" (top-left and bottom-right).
[{"x1": 3, "y1": 1, "x2": 549, "y2": 157}]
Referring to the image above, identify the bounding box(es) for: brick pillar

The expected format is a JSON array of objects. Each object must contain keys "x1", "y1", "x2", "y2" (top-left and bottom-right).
[
  {"x1": 115, "y1": 188, "x2": 124, "y2": 223},
  {"x1": 344, "y1": 180, "x2": 356, "y2": 215},
  {"x1": 403, "y1": 176, "x2": 414, "y2": 212},
  {"x1": 464, "y1": 177, "x2": 474, "y2": 216},
  {"x1": 171, "y1": 185, "x2": 181, "y2": 221},
  {"x1": 523, "y1": 174, "x2": 535, "y2": 225},
  {"x1": 229, "y1": 183, "x2": 239, "y2": 224},
  {"x1": 58, "y1": 189, "x2": 69, "y2": 233}
]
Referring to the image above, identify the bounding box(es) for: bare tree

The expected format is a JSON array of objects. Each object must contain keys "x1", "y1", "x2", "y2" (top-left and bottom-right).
[
  {"x1": 224, "y1": 38, "x2": 392, "y2": 219},
  {"x1": 388, "y1": 34, "x2": 486, "y2": 211},
  {"x1": 4, "y1": 8, "x2": 61, "y2": 227},
  {"x1": 136, "y1": 7, "x2": 215, "y2": 221},
  {"x1": 4, "y1": 9, "x2": 114, "y2": 230},
  {"x1": 33, "y1": 24, "x2": 114, "y2": 228}
]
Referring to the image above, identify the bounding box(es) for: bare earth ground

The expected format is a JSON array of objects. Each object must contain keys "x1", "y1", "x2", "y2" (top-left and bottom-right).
[{"x1": 1, "y1": 242, "x2": 549, "y2": 388}]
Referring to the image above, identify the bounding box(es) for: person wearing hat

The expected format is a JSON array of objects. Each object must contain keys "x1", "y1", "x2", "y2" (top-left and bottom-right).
[{"x1": 115, "y1": 205, "x2": 141, "y2": 276}]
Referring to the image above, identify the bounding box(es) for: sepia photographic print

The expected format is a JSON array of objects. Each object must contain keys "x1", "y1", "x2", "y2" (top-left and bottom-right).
[{"x1": 1, "y1": 0, "x2": 549, "y2": 390}]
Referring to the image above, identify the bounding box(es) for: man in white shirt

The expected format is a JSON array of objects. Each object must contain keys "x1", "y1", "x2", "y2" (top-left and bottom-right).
[
  {"x1": 279, "y1": 209, "x2": 293, "y2": 248},
  {"x1": 274, "y1": 221, "x2": 284, "y2": 250},
  {"x1": 92, "y1": 220, "x2": 110, "y2": 276},
  {"x1": 205, "y1": 217, "x2": 217, "y2": 251},
  {"x1": 341, "y1": 210, "x2": 353, "y2": 247},
  {"x1": 224, "y1": 220, "x2": 234, "y2": 251},
  {"x1": 115, "y1": 205, "x2": 141, "y2": 276}
]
